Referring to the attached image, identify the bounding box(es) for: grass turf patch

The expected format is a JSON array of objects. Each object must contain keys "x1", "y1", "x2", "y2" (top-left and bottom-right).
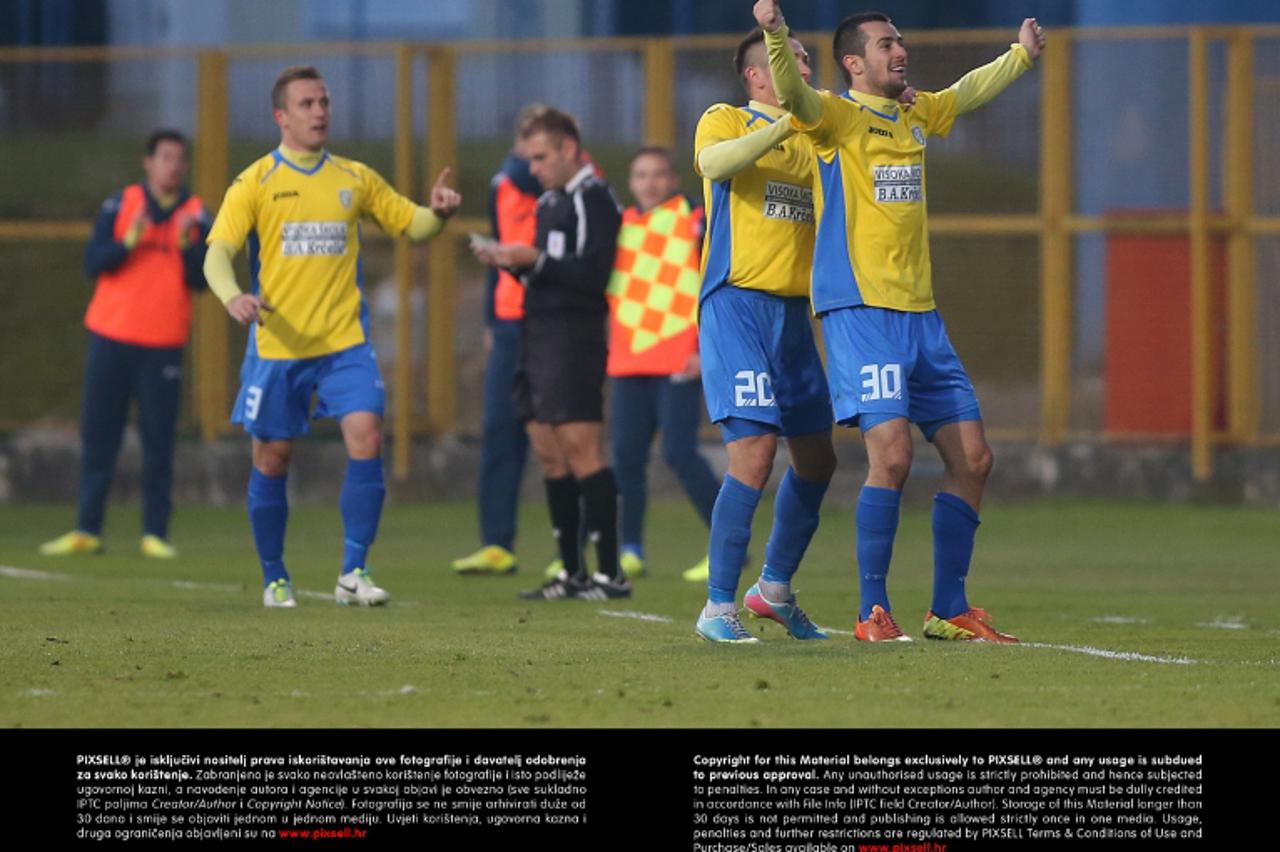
[{"x1": 1, "y1": 499, "x2": 1276, "y2": 728}]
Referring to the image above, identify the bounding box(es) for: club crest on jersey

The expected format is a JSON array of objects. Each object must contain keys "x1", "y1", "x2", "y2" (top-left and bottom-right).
[
  {"x1": 912, "y1": 126, "x2": 926, "y2": 146},
  {"x1": 338, "y1": 189, "x2": 353, "y2": 209}
]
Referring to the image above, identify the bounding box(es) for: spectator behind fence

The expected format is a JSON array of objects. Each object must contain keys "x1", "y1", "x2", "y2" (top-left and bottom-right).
[
  {"x1": 605, "y1": 146, "x2": 719, "y2": 582},
  {"x1": 40, "y1": 130, "x2": 211, "y2": 560},
  {"x1": 450, "y1": 123, "x2": 541, "y2": 578}
]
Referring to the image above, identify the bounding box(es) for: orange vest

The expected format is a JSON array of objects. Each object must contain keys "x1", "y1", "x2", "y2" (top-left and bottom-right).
[
  {"x1": 606, "y1": 195, "x2": 703, "y2": 377},
  {"x1": 84, "y1": 185, "x2": 203, "y2": 348},
  {"x1": 493, "y1": 175, "x2": 538, "y2": 321}
]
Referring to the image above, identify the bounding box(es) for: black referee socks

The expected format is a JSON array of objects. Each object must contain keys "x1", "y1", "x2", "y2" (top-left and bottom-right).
[
  {"x1": 544, "y1": 475, "x2": 582, "y2": 579},
  {"x1": 579, "y1": 468, "x2": 620, "y2": 581}
]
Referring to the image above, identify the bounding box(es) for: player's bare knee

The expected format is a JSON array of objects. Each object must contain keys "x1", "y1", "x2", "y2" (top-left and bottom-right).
[
  {"x1": 532, "y1": 447, "x2": 568, "y2": 478},
  {"x1": 252, "y1": 443, "x2": 292, "y2": 477},
  {"x1": 727, "y1": 435, "x2": 776, "y2": 489},
  {"x1": 871, "y1": 445, "x2": 913, "y2": 488},
  {"x1": 790, "y1": 440, "x2": 836, "y2": 482},
  {"x1": 348, "y1": 431, "x2": 382, "y2": 461},
  {"x1": 566, "y1": 446, "x2": 605, "y2": 480},
  {"x1": 968, "y1": 443, "x2": 994, "y2": 482}
]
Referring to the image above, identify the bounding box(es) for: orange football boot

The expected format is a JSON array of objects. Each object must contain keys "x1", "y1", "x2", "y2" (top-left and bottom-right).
[
  {"x1": 922, "y1": 606, "x2": 1019, "y2": 643},
  {"x1": 855, "y1": 604, "x2": 913, "y2": 642}
]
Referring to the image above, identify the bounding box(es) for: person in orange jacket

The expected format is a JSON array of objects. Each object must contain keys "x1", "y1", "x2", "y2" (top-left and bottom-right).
[{"x1": 40, "y1": 129, "x2": 210, "y2": 560}]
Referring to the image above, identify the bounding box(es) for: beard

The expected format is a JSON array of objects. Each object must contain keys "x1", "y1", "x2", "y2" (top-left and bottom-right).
[{"x1": 881, "y1": 75, "x2": 908, "y2": 99}]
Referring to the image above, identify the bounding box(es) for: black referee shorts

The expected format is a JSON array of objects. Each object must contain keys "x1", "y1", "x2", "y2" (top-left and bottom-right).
[{"x1": 513, "y1": 312, "x2": 606, "y2": 425}]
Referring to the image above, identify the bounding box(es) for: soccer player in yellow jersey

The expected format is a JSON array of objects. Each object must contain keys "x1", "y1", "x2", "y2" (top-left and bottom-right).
[
  {"x1": 202, "y1": 66, "x2": 461, "y2": 608},
  {"x1": 755, "y1": 1, "x2": 1045, "y2": 642},
  {"x1": 689, "y1": 29, "x2": 838, "y2": 643}
]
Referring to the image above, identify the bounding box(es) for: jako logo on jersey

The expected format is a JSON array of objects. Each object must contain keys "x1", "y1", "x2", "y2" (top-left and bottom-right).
[
  {"x1": 860, "y1": 363, "x2": 903, "y2": 402},
  {"x1": 868, "y1": 125, "x2": 893, "y2": 138},
  {"x1": 734, "y1": 370, "x2": 775, "y2": 407},
  {"x1": 281, "y1": 221, "x2": 347, "y2": 256},
  {"x1": 762, "y1": 180, "x2": 814, "y2": 224},
  {"x1": 872, "y1": 164, "x2": 922, "y2": 203}
]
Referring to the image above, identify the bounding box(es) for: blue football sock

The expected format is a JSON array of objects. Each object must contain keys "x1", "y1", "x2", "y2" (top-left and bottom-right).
[
  {"x1": 856, "y1": 485, "x2": 901, "y2": 620},
  {"x1": 707, "y1": 475, "x2": 762, "y2": 605},
  {"x1": 248, "y1": 469, "x2": 289, "y2": 586},
  {"x1": 931, "y1": 491, "x2": 980, "y2": 619},
  {"x1": 762, "y1": 468, "x2": 829, "y2": 585},
  {"x1": 340, "y1": 458, "x2": 386, "y2": 575}
]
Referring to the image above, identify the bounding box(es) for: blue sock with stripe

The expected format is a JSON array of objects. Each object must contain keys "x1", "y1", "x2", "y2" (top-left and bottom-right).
[
  {"x1": 856, "y1": 485, "x2": 901, "y2": 619},
  {"x1": 707, "y1": 475, "x2": 761, "y2": 605},
  {"x1": 341, "y1": 458, "x2": 386, "y2": 575},
  {"x1": 248, "y1": 469, "x2": 289, "y2": 586},
  {"x1": 762, "y1": 468, "x2": 829, "y2": 586},
  {"x1": 931, "y1": 492, "x2": 979, "y2": 618}
]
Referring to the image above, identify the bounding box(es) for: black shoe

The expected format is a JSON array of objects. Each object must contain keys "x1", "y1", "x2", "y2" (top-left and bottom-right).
[
  {"x1": 518, "y1": 571, "x2": 585, "y2": 601},
  {"x1": 573, "y1": 572, "x2": 633, "y2": 601}
]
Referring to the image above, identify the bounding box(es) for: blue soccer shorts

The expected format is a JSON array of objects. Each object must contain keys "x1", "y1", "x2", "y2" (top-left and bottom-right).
[
  {"x1": 820, "y1": 305, "x2": 981, "y2": 440},
  {"x1": 231, "y1": 341, "x2": 385, "y2": 442},
  {"x1": 698, "y1": 285, "x2": 833, "y2": 441}
]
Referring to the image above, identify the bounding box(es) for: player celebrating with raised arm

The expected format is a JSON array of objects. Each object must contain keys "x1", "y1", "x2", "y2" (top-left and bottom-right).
[
  {"x1": 690, "y1": 29, "x2": 838, "y2": 643},
  {"x1": 753, "y1": 1, "x2": 1044, "y2": 642},
  {"x1": 203, "y1": 66, "x2": 461, "y2": 608}
]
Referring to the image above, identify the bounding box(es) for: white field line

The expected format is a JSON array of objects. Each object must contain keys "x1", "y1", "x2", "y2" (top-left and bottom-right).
[
  {"x1": 172, "y1": 580, "x2": 242, "y2": 593},
  {"x1": 1195, "y1": 617, "x2": 1248, "y2": 630},
  {"x1": 2, "y1": 563, "x2": 337, "y2": 601},
  {"x1": 598, "y1": 609, "x2": 674, "y2": 623},
  {"x1": 0, "y1": 565, "x2": 71, "y2": 581},
  {"x1": 1091, "y1": 615, "x2": 1151, "y2": 625},
  {"x1": 0, "y1": 566, "x2": 1241, "y2": 660},
  {"x1": 1023, "y1": 642, "x2": 1197, "y2": 665},
  {"x1": 820, "y1": 627, "x2": 857, "y2": 637}
]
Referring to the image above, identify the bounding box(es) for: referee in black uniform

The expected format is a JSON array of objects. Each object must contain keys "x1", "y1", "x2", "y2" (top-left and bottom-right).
[{"x1": 471, "y1": 105, "x2": 627, "y2": 600}]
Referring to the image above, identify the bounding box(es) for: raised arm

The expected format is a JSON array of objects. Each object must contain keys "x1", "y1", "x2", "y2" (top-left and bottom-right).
[
  {"x1": 754, "y1": 1, "x2": 821, "y2": 125},
  {"x1": 950, "y1": 18, "x2": 1044, "y2": 115}
]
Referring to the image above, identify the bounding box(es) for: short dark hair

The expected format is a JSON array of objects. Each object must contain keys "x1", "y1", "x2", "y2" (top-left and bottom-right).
[
  {"x1": 833, "y1": 12, "x2": 892, "y2": 86},
  {"x1": 271, "y1": 65, "x2": 323, "y2": 110},
  {"x1": 145, "y1": 129, "x2": 187, "y2": 156},
  {"x1": 516, "y1": 104, "x2": 581, "y2": 145},
  {"x1": 733, "y1": 28, "x2": 767, "y2": 94},
  {"x1": 630, "y1": 145, "x2": 676, "y2": 172}
]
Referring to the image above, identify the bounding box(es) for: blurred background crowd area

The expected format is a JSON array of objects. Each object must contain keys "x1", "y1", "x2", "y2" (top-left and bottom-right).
[{"x1": 3, "y1": 0, "x2": 1280, "y2": 486}]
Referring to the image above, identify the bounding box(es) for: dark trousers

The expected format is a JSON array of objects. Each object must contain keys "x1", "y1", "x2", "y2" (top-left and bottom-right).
[
  {"x1": 77, "y1": 331, "x2": 183, "y2": 538},
  {"x1": 610, "y1": 374, "x2": 719, "y2": 550},
  {"x1": 478, "y1": 319, "x2": 529, "y2": 551}
]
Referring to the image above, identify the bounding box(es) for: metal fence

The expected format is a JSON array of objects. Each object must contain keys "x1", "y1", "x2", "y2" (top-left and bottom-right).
[{"x1": 2, "y1": 26, "x2": 1278, "y2": 482}]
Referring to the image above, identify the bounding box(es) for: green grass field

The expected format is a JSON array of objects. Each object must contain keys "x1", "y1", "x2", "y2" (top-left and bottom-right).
[{"x1": 1, "y1": 499, "x2": 1276, "y2": 728}]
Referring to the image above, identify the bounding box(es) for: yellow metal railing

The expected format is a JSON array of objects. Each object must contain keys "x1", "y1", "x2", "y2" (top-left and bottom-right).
[{"x1": 3, "y1": 26, "x2": 1280, "y2": 482}]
